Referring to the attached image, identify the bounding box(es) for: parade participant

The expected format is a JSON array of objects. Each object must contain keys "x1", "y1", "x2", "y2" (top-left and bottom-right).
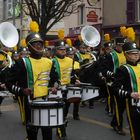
[
  {"x1": 112, "y1": 41, "x2": 140, "y2": 140},
  {"x1": 5, "y1": 33, "x2": 58, "y2": 140},
  {"x1": 65, "y1": 46, "x2": 81, "y2": 120},
  {"x1": 99, "y1": 37, "x2": 126, "y2": 135},
  {"x1": 74, "y1": 42, "x2": 96, "y2": 108},
  {"x1": 0, "y1": 50, "x2": 11, "y2": 114},
  {"x1": 53, "y1": 40, "x2": 80, "y2": 140}
]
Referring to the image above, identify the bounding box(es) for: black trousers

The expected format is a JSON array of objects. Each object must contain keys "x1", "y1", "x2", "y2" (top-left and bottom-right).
[
  {"x1": 24, "y1": 99, "x2": 53, "y2": 140},
  {"x1": 0, "y1": 96, "x2": 4, "y2": 105},
  {"x1": 126, "y1": 100, "x2": 140, "y2": 140},
  {"x1": 111, "y1": 95, "x2": 126, "y2": 130},
  {"x1": 26, "y1": 125, "x2": 52, "y2": 140}
]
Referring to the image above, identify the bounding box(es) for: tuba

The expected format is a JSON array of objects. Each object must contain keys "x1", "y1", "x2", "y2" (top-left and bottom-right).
[
  {"x1": 0, "y1": 22, "x2": 19, "y2": 69},
  {"x1": 80, "y1": 26, "x2": 101, "y2": 73},
  {"x1": 81, "y1": 25, "x2": 101, "y2": 47}
]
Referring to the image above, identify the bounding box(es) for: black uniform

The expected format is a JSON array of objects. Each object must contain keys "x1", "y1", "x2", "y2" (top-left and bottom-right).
[
  {"x1": 112, "y1": 61, "x2": 140, "y2": 140},
  {"x1": 5, "y1": 57, "x2": 58, "y2": 140}
]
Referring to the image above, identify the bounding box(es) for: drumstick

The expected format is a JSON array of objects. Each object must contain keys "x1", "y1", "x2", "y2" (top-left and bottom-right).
[{"x1": 80, "y1": 82, "x2": 92, "y2": 86}]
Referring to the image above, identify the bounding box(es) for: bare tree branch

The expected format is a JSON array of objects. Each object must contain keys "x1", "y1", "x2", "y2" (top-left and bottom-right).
[{"x1": 22, "y1": 0, "x2": 81, "y2": 39}]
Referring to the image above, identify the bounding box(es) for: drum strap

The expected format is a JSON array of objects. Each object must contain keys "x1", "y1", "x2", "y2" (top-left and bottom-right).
[
  {"x1": 23, "y1": 57, "x2": 33, "y2": 88},
  {"x1": 53, "y1": 57, "x2": 61, "y2": 80},
  {"x1": 110, "y1": 51, "x2": 119, "y2": 73},
  {"x1": 123, "y1": 64, "x2": 139, "y2": 92}
]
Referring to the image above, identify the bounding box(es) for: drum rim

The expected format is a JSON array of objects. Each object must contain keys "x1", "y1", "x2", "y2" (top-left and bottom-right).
[{"x1": 30, "y1": 101, "x2": 64, "y2": 108}]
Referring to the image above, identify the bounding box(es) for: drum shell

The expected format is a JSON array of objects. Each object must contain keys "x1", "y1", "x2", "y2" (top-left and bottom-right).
[
  {"x1": 67, "y1": 87, "x2": 82, "y2": 103},
  {"x1": 81, "y1": 86, "x2": 99, "y2": 101},
  {"x1": 30, "y1": 101, "x2": 64, "y2": 127}
]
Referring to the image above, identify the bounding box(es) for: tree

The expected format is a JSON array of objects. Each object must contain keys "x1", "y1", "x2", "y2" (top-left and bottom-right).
[{"x1": 22, "y1": 0, "x2": 82, "y2": 39}]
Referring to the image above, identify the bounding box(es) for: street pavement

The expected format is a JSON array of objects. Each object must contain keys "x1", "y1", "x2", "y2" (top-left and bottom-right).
[{"x1": 0, "y1": 97, "x2": 130, "y2": 140}]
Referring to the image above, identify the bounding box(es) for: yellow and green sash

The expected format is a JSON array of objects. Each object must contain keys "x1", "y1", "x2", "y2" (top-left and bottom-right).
[
  {"x1": 111, "y1": 51, "x2": 126, "y2": 73},
  {"x1": 53, "y1": 57, "x2": 73, "y2": 85},
  {"x1": 123, "y1": 64, "x2": 140, "y2": 93},
  {"x1": 23, "y1": 57, "x2": 52, "y2": 98}
]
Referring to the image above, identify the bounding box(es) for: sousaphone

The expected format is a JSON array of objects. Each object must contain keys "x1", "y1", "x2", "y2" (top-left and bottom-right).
[
  {"x1": 0, "y1": 22, "x2": 19, "y2": 68},
  {"x1": 81, "y1": 25, "x2": 101, "y2": 47}
]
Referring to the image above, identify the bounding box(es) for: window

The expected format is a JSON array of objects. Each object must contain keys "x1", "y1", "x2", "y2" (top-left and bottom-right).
[
  {"x1": 78, "y1": 4, "x2": 85, "y2": 25},
  {"x1": 3, "y1": 0, "x2": 20, "y2": 19}
]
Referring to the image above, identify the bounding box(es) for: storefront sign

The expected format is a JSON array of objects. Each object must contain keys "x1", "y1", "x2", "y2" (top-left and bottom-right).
[{"x1": 87, "y1": 10, "x2": 98, "y2": 22}]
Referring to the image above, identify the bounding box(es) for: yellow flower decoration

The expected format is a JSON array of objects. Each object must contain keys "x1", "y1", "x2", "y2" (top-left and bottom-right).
[
  {"x1": 104, "y1": 34, "x2": 110, "y2": 42},
  {"x1": 78, "y1": 35, "x2": 82, "y2": 41},
  {"x1": 20, "y1": 39, "x2": 27, "y2": 48},
  {"x1": 126, "y1": 27, "x2": 135, "y2": 41},
  {"x1": 13, "y1": 46, "x2": 18, "y2": 51},
  {"x1": 66, "y1": 38, "x2": 72, "y2": 47},
  {"x1": 120, "y1": 26, "x2": 127, "y2": 37},
  {"x1": 45, "y1": 40, "x2": 49, "y2": 47},
  {"x1": 29, "y1": 21, "x2": 39, "y2": 33},
  {"x1": 58, "y1": 29, "x2": 65, "y2": 40}
]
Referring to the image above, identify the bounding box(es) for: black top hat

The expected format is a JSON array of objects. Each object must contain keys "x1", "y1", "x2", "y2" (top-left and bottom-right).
[
  {"x1": 103, "y1": 41, "x2": 114, "y2": 48},
  {"x1": 115, "y1": 37, "x2": 127, "y2": 45},
  {"x1": 66, "y1": 47, "x2": 74, "y2": 55},
  {"x1": 122, "y1": 42, "x2": 139, "y2": 53},
  {"x1": 26, "y1": 33, "x2": 43, "y2": 45},
  {"x1": 55, "y1": 40, "x2": 66, "y2": 49}
]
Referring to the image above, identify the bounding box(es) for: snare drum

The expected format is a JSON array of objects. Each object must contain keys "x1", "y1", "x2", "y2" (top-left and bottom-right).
[
  {"x1": 48, "y1": 90, "x2": 62, "y2": 101},
  {"x1": 30, "y1": 101, "x2": 64, "y2": 127},
  {"x1": 81, "y1": 86, "x2": 99, "y2": 101},
  {"x1": 67, "y1": 86, "x2": 82, "y2": 103}
]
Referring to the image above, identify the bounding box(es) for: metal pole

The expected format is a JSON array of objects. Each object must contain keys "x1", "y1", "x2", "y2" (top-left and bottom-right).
[
  {"x1": 20, "y1": 0, "x2": 23, "y2": 39},
  {"x1": 12, "y1": 0, "x2": 16, "y2": 25}
]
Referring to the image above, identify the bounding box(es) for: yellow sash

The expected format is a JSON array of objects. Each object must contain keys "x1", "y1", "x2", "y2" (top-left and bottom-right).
[
  {"x1": 57, "y1": 57, "x2": 73, "y2": 85},
  {"x1": 29, "y1": 57, "x2": 52, "y2": 98},
  {"x1": 129, "y1": 64, "x2": 140, "y2": 93},
  {"x1": 116, "y1": 52, "x2": 126, "y2": 66}
]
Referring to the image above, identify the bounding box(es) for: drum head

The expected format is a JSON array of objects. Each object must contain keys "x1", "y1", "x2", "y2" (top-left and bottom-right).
[{"x1": 30, "y1": 101, "x2": 64, "y2": 109}]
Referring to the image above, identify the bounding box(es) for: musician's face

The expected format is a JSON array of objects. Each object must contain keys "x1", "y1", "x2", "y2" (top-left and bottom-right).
[
  {"x1": 79, "y1": 47, "x2": 87, "y2": 54},
  {"x1": 56, "y1": 48, "x2": 66, "y2": 58},
  {"x1": 29, "y1": 41, "x2": 44, "y2": 56},
  {"x1": 105, "y1": 47, "x2": 113, "y2": 54},
  {"x1": 125, "y1": 52, "x2": 140, "y2": 63},
  {"x1": 115, "y1": 45, "x2": 123, "y2": 52}
]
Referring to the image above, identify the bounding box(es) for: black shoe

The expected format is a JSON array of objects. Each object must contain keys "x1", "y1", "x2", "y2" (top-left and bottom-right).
[
  {"x1": 61, "y1": 136, "x2": 67, "y2": 140},
  {"x1": 73, "y1": 116, "x2": 80, "y2": 120},
  {"x1": 80, "y1": 102, "x2": 86, "y2": 107},
  {"x1": 89, "y1": 105, "x2": 94, "y2": 109},
  {"x1": 108, "y1": 112, "x2": 113, "y2": 117},
  {"x1": 117, "y1": 129, "x2": 126, "y2": 136},
  {"x1": 111, "y1": 124, "x2": 118, "y2": 131}
]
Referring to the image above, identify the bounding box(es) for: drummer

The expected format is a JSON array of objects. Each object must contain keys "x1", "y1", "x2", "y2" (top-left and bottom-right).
[
  {"x1": 53, "y1": 40, "x2": 80, "y2": 140},
  {"x1": 65, "y1": 46, "x2": 81, "y2": 120},
  {"x1": 4, "y1": 32, "x2": 59, "y2": 140}
]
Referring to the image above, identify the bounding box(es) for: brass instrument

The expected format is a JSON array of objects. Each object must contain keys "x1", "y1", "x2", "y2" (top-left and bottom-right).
[{"x1": 0, "y1": 22, "x2": 19, "y2": 69}]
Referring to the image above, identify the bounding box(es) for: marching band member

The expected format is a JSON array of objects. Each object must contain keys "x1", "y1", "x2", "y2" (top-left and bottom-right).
[
  {"x1": 112, "y1": 41, "x2": 140, "y2": 140},
  {"x1": 65, "y1": 46, "x2": 81, "y2": 120},
  {"x1": 4, "y1": 33, "x2": 58, "y2": 140},
  {"x1": 74, "y1": 42, "x2": 96, "y2": 108},
  {"x1": 53, "y1": 40, "x2": 80, "y2": 140},
  {"x1": 0, "y1": 51, "x2": 11, "y2": 114},
  {"x1": 99, "y1": 37, "x2": 126, "y2": 135}
]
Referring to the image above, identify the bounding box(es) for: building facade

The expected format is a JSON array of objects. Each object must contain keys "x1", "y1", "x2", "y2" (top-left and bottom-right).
[{"x1": 64, "y1": 0, "x2": 103, "y2": 38}]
